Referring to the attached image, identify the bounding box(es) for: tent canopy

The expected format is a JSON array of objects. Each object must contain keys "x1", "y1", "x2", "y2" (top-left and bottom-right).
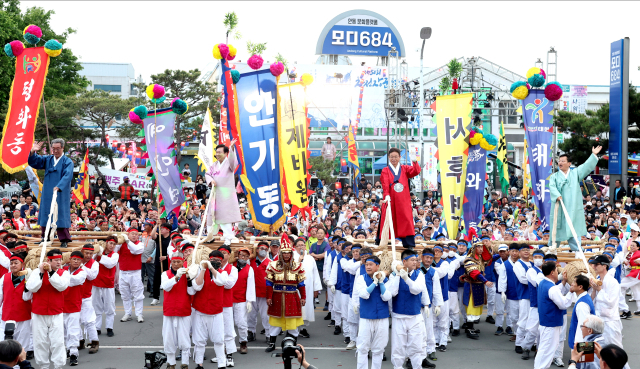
[{"x1": 373, "y1": 150, "x2": 412, "y2": 170}]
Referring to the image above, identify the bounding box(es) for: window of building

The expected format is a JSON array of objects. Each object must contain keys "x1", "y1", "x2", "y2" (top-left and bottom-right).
[{"x1": 94, "y1": 84, "x2": 122, "y2": 92}]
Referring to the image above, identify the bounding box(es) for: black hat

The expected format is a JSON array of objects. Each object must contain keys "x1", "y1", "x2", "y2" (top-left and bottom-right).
[
  {"x1": 589, "y1": 255, "x2": 610, "y2": 266},
  {"x1": 270, "y1": 240, "x2": 280, "y2": 247},
  {"x1": 508, "y1": 244, "x2": 519, "y2": 251}
]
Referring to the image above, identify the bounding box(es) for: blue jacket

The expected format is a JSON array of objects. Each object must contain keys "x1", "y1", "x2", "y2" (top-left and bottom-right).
[
  {"x1": 360, "y1": 274, "x2": 390, "y2": 320},
  {"x1": 392, "y1": 271, "x2": 422, "y2": 316},
  {"x1": 568, "y1": 294, "x2": 595, "y2": 349},
  {"x1": 504, "y1": 259, "x2": 520, "y2": 300},
  {"x1": 28, "y1": 153, "x2": 74, "y2": 228},
  {"x1": 537, "y1": 279, "x2": 564, "y2": 327}
]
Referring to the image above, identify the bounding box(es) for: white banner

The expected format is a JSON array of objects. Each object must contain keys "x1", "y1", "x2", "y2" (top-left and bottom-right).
[
  {"x1": 88, "y1": 165, "x2": 151, "y2": 192},
  {"x1": 196, "y1": 107, "x2": 216, "y2": 171}
]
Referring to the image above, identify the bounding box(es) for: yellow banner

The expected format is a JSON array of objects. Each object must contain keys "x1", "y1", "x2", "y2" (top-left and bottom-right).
[
  {"x1": 436, "y1": 93, "x2": 472, "y2": 240},
  {"x1": 72, "y1": 149, "x2": 90, "y2": 204},
  {"x1": 277, "y1": 82, "x2": 309, "y2": 209}
]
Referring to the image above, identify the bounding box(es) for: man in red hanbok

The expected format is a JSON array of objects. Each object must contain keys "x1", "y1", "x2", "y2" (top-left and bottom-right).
[{"x1": 377, "y1": 148, "x2": 421, "y2": 249}]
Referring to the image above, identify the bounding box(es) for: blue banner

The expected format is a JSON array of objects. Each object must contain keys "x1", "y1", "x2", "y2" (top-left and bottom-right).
[
  {"x1": 523, "y1": 89, "x2": 554, "y2": 231},
  {"x1": 463, "y1": 145, "x2": 487, "y2": 232},
  {"x1": 235, "y1": 69, "x2": 286, "y2": 231},
  {"x1": 608, "y1": 39, "x2": 624, "y2": 174}
]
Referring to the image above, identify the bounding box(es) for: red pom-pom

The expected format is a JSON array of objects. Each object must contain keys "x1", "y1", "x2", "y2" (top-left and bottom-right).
[{"x1": 247, "y1": 55, "x2": 264, "y2": 70}]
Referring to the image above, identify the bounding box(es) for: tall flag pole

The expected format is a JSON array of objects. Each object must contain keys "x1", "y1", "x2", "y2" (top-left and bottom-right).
[
  {"x1": 496, "y1": 120, "x2": 510, "y2": 195},
  {"x1": 347, "y1": 121, "x2": 360, "y2": 195}
]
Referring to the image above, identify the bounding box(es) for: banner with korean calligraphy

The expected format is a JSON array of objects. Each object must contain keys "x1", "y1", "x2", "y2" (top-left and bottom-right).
[
  {"x1": 463, "y1": 144, "x2": 487, "y2": 232},
  {"x1": 235, "y1": 69, "x2": 286, "y2": 231},
  {"x1": 195, "y1": 107, "x2": 216, "y2": 171},
  {"x1": 522, "y1": 89, "x2": 554, "y2": 231},
  {"x1": 423, "y1": 144, "x2": 438, "y2": 191},
  {"x1": 436, "y1": 93, "x2": 472, "y2": 240},
  {"x1": 220, "y1": 60, "x2": 240, "y2": 171},
  {"x1": 142, "y1": 107, "x2": 186, "y2": 216},
  {"x1": 278, "y1": 82, "x2": 309, "y2": 209},
  {"x1": 72, "y1": 149, "x2": 90, "y2": 204},
  {"x1": 0, "y1": 47, "x2": 51, "y2": 173}
]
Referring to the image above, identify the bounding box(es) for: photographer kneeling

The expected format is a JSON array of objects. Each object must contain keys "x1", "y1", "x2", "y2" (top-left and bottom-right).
[{"x1": 0, "y1": 339, "x2": 34, "y2": 369}]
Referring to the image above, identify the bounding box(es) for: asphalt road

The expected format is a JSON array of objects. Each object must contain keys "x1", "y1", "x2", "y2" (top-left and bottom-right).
[{"x1": 57, "y1": 291, "x2": 639, "y2": 369}]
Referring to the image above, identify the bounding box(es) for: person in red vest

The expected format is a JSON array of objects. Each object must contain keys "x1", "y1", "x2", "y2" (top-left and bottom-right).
[
  {"x1": 79, "y1": 244, "x2": 100, "y2": 354},
  {"x1": 0, "y1": 230, "x2": 12, "y2": 277},
  {"x1": 25, "y1": 248, "x2": 70, "y2": 369},
  {"x1": 160, "y1": 253, "x2": 194, "y2": 369},
  {"x1": 247, "y1": 241, "x2": 272, "y2": 344},
  {"x1": 232, "y1": 248, "x2": 256, "y2": 355},
  {"x1": 212, "y1": 245, "x2": 238, "y2": 367},
  {"x1": 0, "y1": 250, "x2": 33, "y2": 360},
  {"x1": 117, "y1": 228, "x2": 145, "y2": 323},
  {"x1": 63, "y1": 251, "x2": 87, "y2": 366},
  {"x1": 92, "y1": 235, "x2": 119, "y2": 337},
  {"x1": 193, "y1": 250, "x2": 227, "y2": 369}
]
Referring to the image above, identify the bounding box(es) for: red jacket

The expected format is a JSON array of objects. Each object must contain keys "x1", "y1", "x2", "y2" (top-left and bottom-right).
[
  {"x1": 379, "y1": 161, "x2": 421, "y2": 238},
  {"x1": 627, "y1": 250, "x2": 640, "y2": 279},
  {"x1": 32, "y1": 269, "x2": 66, "y2": 316},
  {"x1": 232, "y1": 263, "x2": 251, "y2": 303},
  {"x1": 251, "y1": 258, "x2": 269, "y2": 298},
  {"x1": 163, "y1": 269, "x2": 192, "y2": 317},
  {"x1": 1, "y1": 272, "x2": 31, "y2": 322},
  {"x1": 192, "y1": 269, "x2": 224, "y2": 315},
  {"x1": 63, "y1": 267, "x2": 84, "y2": 313}
]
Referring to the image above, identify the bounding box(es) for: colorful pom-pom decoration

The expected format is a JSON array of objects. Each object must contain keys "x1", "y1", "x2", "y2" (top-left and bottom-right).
[
  {"x1": 300, "y1": 73, "x2": 314, "y2": 86},
  {"x1": 146, "y1": 84, "x2": 165, "y2": 100},
  {"x1": 4, "y1": 41, "x2": 24, "y2": 58},
  {"x1": 526, "y1": 67, "x2": 546, "y2": 80},
  {"x1": 270, "y1": 61, "x2": 285, "y2": 77},
  {"x1": 544, "y1": 82, "x2": 564, "y2": 101},
  {"x1": 23, "y1": 25, "x2": 42, "y2": 45},
  {"x1": 528, "y1": 73, "x2": 546, "y2": 88},
  {"x1": 227, "y1": 44, "x2": 237, "y2": 59},
  {"x1": 170, "y1": 97, "x2": 180, "y2": 107},
  {"x1": 512, "y1": 85, "x2": 529, "y2": 100},
  {"x1": 230, "y1": 69, "x2": 240, "y2": 84},
  {"x1": 483, "y1": 134, "x2": 498, "y2": 148},
  {"x1": 510, "y1": 81, "x2": 527, "y2": 94},
  {"x1": 247, "y1": 54, "x2": 264, "y2": 70},
  {"x1": 218, "y1": 44, "x2": 229, "y2": 59},
  {"x1": 129, "y1": 105, "x2": 148, "y2": 124},
  {"x1": 44, "y1": 39, "x2": 62, "y2": 57},
  {"x1": 212, "y1": 44, "x2": 223, "y2": 60},
  {"x1": 172, "y1": 98, "x2": 189, "y2": 115},
  {"x1": 470, "y1": 132, "x2": 483, "y2": 146}
]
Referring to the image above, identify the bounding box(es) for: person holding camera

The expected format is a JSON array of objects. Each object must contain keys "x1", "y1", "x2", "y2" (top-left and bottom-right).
[
  {"x1": 25, "y1": 248, "x2": 70, "y2": 369},
  {"x1": 569, "y1": 342, "x2": 628, "y2": 369},
  {"x1": 0, "y1": 339, "x2": 34, "y2": 369},
  {"x1": 0, "y1": 251, "x2": 33, "y2": 360}
]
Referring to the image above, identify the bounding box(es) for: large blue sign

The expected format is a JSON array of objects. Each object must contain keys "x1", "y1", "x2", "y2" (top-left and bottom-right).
[
  {"x1": 316, "y1": 10, "x2": 405, "y2": 57},
  {"x1": 608, "y1": 39, "x2": 624, "y2": 175}
]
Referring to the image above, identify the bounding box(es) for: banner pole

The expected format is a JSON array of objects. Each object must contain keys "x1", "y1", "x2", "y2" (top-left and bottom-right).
[
  {"x1": 41, "y1": 95, "x2": 52, "y2": 149},
  {"x1": 153, "y1": 102, "x2": 164, "y2": 273}
]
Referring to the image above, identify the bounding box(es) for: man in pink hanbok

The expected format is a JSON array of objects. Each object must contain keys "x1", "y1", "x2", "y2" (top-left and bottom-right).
[{"x1": 205, "y1": 139, "x2": 243, "y2": 246}]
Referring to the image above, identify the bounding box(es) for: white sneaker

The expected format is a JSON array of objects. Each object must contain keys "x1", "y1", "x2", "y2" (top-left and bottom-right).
[
  {"x1": 120, "y1": 314, "x2": 131, "y2": 322},
  {"x1": 346, "y1": 341, "x2": 357, "y2": 350},
  {"x1": 226, "y1": 357, "x2": 235, "y2": 367},
  {"x1": 447, "y1": 336, "x2": 452, "y2": 343},
  {"x1": 150, "y1": 299, "x2": 160, "y2": 306},
  {"x1": 553, "y1": 358, "x2": 565, "y2": 367},
  {"x1": 210, "y1": 357, "x2": 217, "y2": 363},
  {"x1": 137, "y1": 315, "x2": 144, "y2": 323}
]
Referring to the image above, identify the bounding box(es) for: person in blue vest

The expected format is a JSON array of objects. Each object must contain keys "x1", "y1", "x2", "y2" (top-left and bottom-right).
[
  {"x1": 387, "y1": 249, "x2": 429, "y2": 369},
  {"x1": 496, "y1": 244, "x2": 521, "y2": 337},
  {"x1": 353, "y1": 255, "x2": 392, "y2": 369},
  {"x1": 514, "y1": 244, "x2": 534, "y2": 354},
  {"x1": 481, "y1": 236, "x2": 499, "y2": 325},
  {"x1": 521, "y1": 249, "x2": 546, "y2": 360},
  {"x1": 568, "y1": 275, "x2": 595, "y2": 351},
  {"x1": 534, "y1": 261, "x2": 572, "y2": 369},
  {"x1": 493, "y1": 244, "x2": 510, "y2": 335},
  {"x1": 431, "y1": 243, "x2": 453, "y2": 353},
  {"x1": 460, "y1": 238, "x2": 494, "y2": 340},
  {"x1": 328, "y1": 238, "x2": 347, "y2": 335},
  {"x1": 420, "y1": 248, "x2": 442, "y2": 366},
  {"x1": 338, "y1": 242, "x2": 354, "y2": 344},
  {"x1": 447, "y1": 243, "x2": 465, "y2": 337},
  {"x1": 345, "y1": 244, "x2": 363, "y2": 350}
]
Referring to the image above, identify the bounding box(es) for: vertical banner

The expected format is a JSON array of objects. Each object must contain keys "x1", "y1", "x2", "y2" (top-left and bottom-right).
[
  {"x1": 72, "y1": 149, "x2": 90, "y2": 204},
  {"x1": 278, "y1": 82, "x2": 309, "y2": 209},
  {"x1": 235, "y1": 69, "x2": 286, "y2": 231},
  {"x1": 463, "y1": 144, "x2": 487, "y2": 231},
  {"x1": 523, "y1": 89, "x2": 554, "y2": 230},
  {"x1": 523, "y1": 138, "x2": 531, "y2": 199},
  {"x1": 609, "y1": 39, "x2": 626, "y2": 175},
  {"x1": 196, "y1": 107, "x2": 216, "y2": 171},
  {"x1": 496, "y1": 120, "x2": 510, "y2": 194},
  {"x1": 436, "y1": 93, "x2": 471, "y2": 240},
  {"x1": 220, "y1": 60, "x2": 242, "y2": 173},
  {"x1": 130, "y1": 142, "x2": 137, "y2": 174},
  {"x1": 143, "y1": 108, "x2": 186, "y2": 215},
  {"x1": 0, "y1": 47, "x2": 51, "y2": 173},
  {"x1": 423, "y1": 144, "x2": 438, "y2": 191},
  {"x1": 347, "y1": 122, "x2": 360, "y2": 195}
]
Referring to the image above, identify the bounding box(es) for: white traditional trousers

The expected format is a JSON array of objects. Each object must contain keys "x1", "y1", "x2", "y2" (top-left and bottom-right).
[
  {"x1": 620, "y1": 277, "x2": 640, "y2": 311},
  {"x1": 554, "y1": 314, "x2": 567, "y2": 359},
  {"x1": 80, "y1": 297, "x2": 99, "y2": 342},
  {"x1": 192, "y1": 311, "x2": 226, "y2": 367},
  {"x1": 448, "y1": 291, "x2": 460, "y2": 330},
  {"x1": 494, "y1": 293, "x2": 507, "y2": 328},
  {"x1": 522, "y1": 307, "x2": 540, "y2": 351},
  {"x1": 162, "y1": 315, "x2": 191, "y2": 366},
  {"x1": 391, "y1": 315, "x2": 425, "y2": 369},
  {"x1": 341, "y1": 292, "x2": 350, "y2": 337},
  {"x1": 92, "y1": 286, "x2": 115, "y2": 330},
  {"x1": 347, "y1": 298, "x2": 359, "y2": 340},
  {"x1": 506, "y1": 299, "x2": 520, "y2": 331},
  {"x1": 433, "y1": 300, "x2": 449, "y2": 346},
  {"x1": 32, "y1": 313, "x2": 66, "y2": 369},
  {"x1": 63, "y1": 312, "x2": 81, "y2": 356},
  {"x1": 0, "y1": 319, "x2": 32, "y2": 351},
  {"x1": 534, "y1": 326, "x2": 561, "y2": 369},
  {"x1": 248, "y1": 297, "x2": 271, "y2": 338},
  {"x1": 332, "y1": 291, "x2": 343, "y2": 327},
  {"x1": 516, "y1": 299, "x2": 530, "y2": 346},
  {"x1": 357, "y1": 318, "x2": 389, "y2": 369},
  {"x1": 232, "y1": 302, "x2": 248, "y2": 343},
  {"x1": 222, "y1": 307, "x2": 237, "y2": 354},
  {"x1": 423, "y1": 307, "x2": 436, "y2": 355},
  {"x1": 486, "y1": 284, "x2": 497, "y2": 316},
  {"x1": 119, "y1": 270, "x2": 144, "y2": 317}
]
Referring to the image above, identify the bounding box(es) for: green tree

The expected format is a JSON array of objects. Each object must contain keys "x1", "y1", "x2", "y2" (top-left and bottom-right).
[
  {"x1": 557, "y1": 84, "x2": 640, "y2": 168},
  {"x1": 0, "y1": 1, "x2": 89, "y2": 117},
  {"x1": 309, "y1": 156, "x2": 336, "y2": 187},
  {"x1": 223, "y1": 11, "x2": 241, "y2": 44},
  {"x1": 147, "y1": 69, "x2": 220, "y2": 164},
  {"x1": 438, "y1": 58, "x2": 463, "y2": 94}
]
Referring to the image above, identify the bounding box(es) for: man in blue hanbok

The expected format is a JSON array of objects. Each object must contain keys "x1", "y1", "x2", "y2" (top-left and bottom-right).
[{"x1": 28, "y1": 139, "x2": 74, "y2": 247}]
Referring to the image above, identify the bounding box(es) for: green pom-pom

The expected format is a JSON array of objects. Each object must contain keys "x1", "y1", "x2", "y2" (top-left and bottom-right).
[
  {"x1": 133, "y1": 105, "x2": 148, "y2": 120},
  {"x1": 230, "y1": 69, "x2": 241, "y2": 84},
  {"x1": 172, "y1": 99, "x2": 188, "y2": 115}
]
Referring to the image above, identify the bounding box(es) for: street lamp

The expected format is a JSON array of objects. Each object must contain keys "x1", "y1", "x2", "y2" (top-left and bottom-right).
[
  {"x1": 535, "y1": 58, "x2": 543, "y2": 69},
  {"x1": 419, "y1": 27, "x2": 432, "y2": 200}
]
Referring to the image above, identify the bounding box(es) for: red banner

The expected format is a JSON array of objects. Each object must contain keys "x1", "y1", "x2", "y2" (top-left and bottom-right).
[{"x1": 0, "y1": 47, "x2": 50, "y2": 173}]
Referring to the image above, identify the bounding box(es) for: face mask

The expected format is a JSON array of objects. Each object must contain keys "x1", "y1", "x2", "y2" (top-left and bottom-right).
[
  {"x1": 448, "y1": 251, "x2": 455, "y2": 257},
  {"x1": 237, "y1": 259, "x2": 247, "y2": 267},
  {"x1": 258, "y1": 250, "x2": 267, "y2": 258},
  {"x1": 616, "y1": 204, "x2": 621, "y2": 208},
  {"x1": 4, "y1": 208, "x2": 9, "y2": 212},
  {"x1": 90, "y1": 180, "x2": 95, "y2": 184},
  {"x1": 365, "y1": 194, "x2": 369, "y2": 198},
  {"x1": 132, "y1": 196, "x2": 137, "y2": 200},
  {"x1": 198, "y1": 181, "x2": 203, "y2": 184},
  {"x1": 534, "y1": 259, "x2": 543, "y2": 267},
  {"x1": 343, "y1": 196, "x2": 348, "y2": 201},
  {"x1": 180, "y1": 206, "x2": 186, "y2": 211},
  {"x1": 210, "y1": 259, "x2": 222, "y2": 270},
  {"x1": 607, "y1": 207, "x2": 612, "y2": 211}
]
